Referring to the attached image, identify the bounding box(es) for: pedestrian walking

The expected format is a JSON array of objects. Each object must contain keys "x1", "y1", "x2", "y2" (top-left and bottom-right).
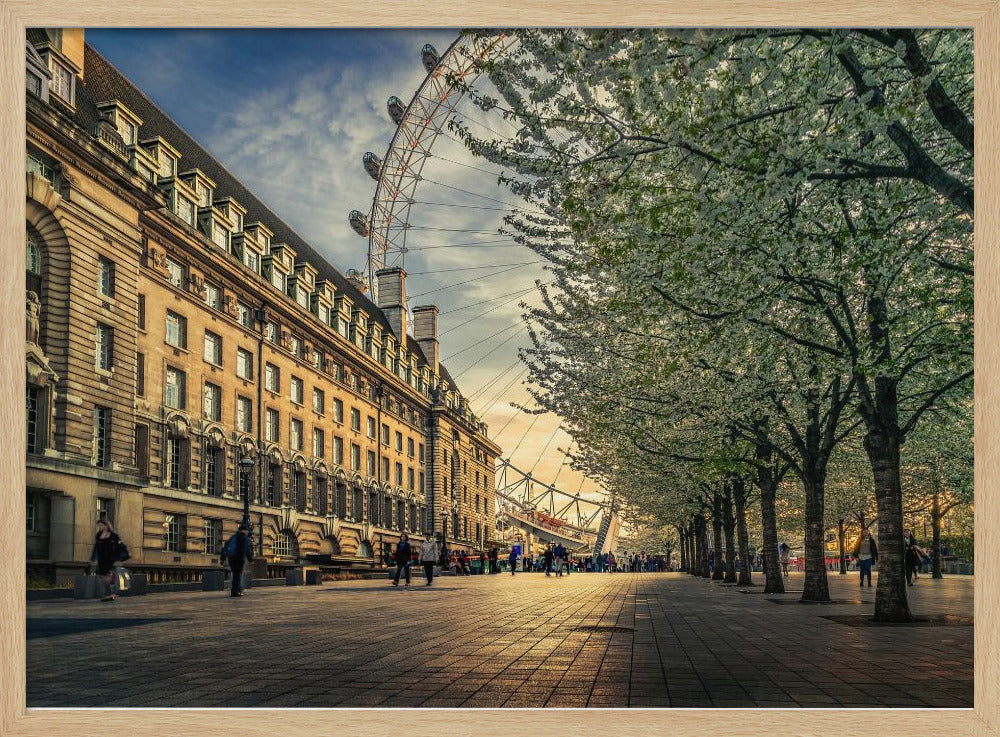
[
  {"x1": 543, "y1": 545, "x2": 554, "y2": 576},
  {"x1": 221, "y1": 522, "x2": 254, "y2": 598},
  {"x1": 852, "y1": 528, "x2": 878, "y2": 588},
  {"x1": 779, "y1": 543, "x2": 791, "y2": 577},
  {"x1": 391, "y1": 533, "x2": 413, "y2": 586},
  {"x1": 419, "y1": 535, "x2": 439, "y2": 586},
  {"x1": 489, "y1": 545, "x2": 499, "y2": 574},
  {"x1": 509, "y1": 546, "x2": 519, "y2": 576},
  {"x1": 905, "y1": 537, "x2": 925, "y2": 586},
  {"x1": 478, "y1": 551, "x2": 486, "y2": 574},
  {"x1": 89, "y1": 519, "x2": 128, "y2": 602}
]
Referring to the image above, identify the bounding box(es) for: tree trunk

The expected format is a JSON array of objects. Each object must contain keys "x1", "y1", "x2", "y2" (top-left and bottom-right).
[
  {"x1": 678, "y1": 527, "x2": 688, "y2": 572},
  {"x1": 699, "y1": 516, "x2": 712, "y2": 578},
  {"x1": 723, "y1": 485, "x2": 737, "y2": 583},
  {"x1": 801, "y1": 473, "x2": 831, "y2": 603},
  {"x1": 862, "y1": 379, "x2": 913, "y2": 622},
  {"x1": 711, "y1": 493, "x2": 724, "y2": 581},
  {"x1": 931, "y1": 491, "x2": 943, "y2": 579},
  {"x1": 734, "y1": 479, "x2": 753, "y2": 585},
  {"x1": 756, "y1": 442, "x2": 784, "y2": 594},
  {"x1": 688, "y1": 520, "x2": 699, "y2": 577},
  {"x1": 838, "y1": 518, "x2": 847, "y2": 574}
]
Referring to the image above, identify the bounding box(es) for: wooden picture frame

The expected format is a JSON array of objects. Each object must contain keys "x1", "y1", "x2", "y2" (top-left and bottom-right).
[{"x1": 2, "y1": 2, "x2": 997, "y2": 735}]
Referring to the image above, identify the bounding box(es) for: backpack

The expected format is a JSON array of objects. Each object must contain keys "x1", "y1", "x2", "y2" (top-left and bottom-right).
[
  {"x1": 116, "y1": 539, "x2": 131, "y2": 562},
  {"x1": 221, "y1": 534, "x2": 238, "y2": 559}
]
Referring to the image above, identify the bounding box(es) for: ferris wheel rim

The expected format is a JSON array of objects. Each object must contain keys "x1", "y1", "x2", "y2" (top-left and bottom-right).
[{"x1": 364, "y1": 32, "x2": 513, "y2": 296}]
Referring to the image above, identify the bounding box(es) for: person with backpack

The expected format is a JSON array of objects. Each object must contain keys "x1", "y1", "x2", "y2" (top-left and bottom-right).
[
  {"x1": 221, "y1": 522, "x2": 254, "y2": 597},
  {"x1": 89, "y1": 519, "x2": 129, "y2": 602},
  {"x1": 543, "y1": 545, "x2": 554, "y2": 576},
  {"x1": 508, "y1": 545, "x2": 519, "y2": 576},
  {"x1": 391, "y1": 533, "x2": 413, "y2": 586},
  {"x1": 852, "y1": 528, "x2": 878, "y2": 588}
]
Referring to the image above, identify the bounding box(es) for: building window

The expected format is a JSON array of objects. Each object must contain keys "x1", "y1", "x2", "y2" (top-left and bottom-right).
[
  {"x1": 366, "y1": 450, "x2": 376, "y2": 477},
  {"x1": 367, "y1": 416, "x2": 376, "y2": 440},
  {"x1": 313, "y1": 428, "x2": 325, "y2": 458},
  {"x1": 134, "y1": 423, "x2": 150, "y2": 477},
  {"x1": 395, "y1": 431, "x2": 403, "y2": 453},
  {"x1": 26, "y1": 386, "x2": 40, "y2": 454},
  {"x1": 395, "y1": 462, "x2": 403, "y2": 487},
  {"x1": 244, "y1": 249, "x2": 259, "y2": 273},
  {"x1": 334, "y1": 437, "x2": 344, "y2": 465},
  {"x1": 266, "y1": 464, "x2": 280, "y2": 506},
  {"x1": 165, "y1": 310, "x2": 187, "y2": 349},
  {"x1": 350, "y1": 443, "x2": 361, "y2": 472},
  {"x1": 95, "y1": 323, "x2": 113, "y2": 370},
  {"x1": 270, "y1": 270, "x2": 285, "y2": 293},
  {"x1": 380, "y1": 424, "x2": 389, "y2": 446},
  {"x1": 265, "y1": 363, "x2": 280, "y2": 393},
  {"x1": 49, "y1": 58, "x2": 73, "y2": 104},
  {"x1": 158, "y1": 152, "x2": 177, "y2": 179},
  {"x1": 211, "y1": 224, "x2": 229, "y2": 251},
  {"x1": 166, "y1": 257, "x2": 185, "y2": 289},
  {"x1": 27, "y1": 150, "x2": 59, "y2": 189},
  {"x1": 237, "y1": 396, "x2": 252, "y2": 433},
  {"x1": 352, "y1": 486, "x2": 363, "y2": 521},
  {"x1": 292, "y1": 472, "x2": 306, "y2": 511},
  {"x1": 419, "y1": 443, "x2": 425, "y2": 463},
  {"x1": 203, "y1": 382, "x2": 222, "y2": 421},
  {"x1": 26, "y1": 232, "x2": 42, "y2": 277},
  {"x1": 408, "y1": 467, "x2": 415, "y2": 491},
  {"x1": 312, "y1": 388, "x2": 325, "y2": 414},
  {"x1": 236, "y1": 348, "x2": 253, "y2": 380},
  {"x1": 204, "y1": 519, "x2": 222, "y2": 554},
  {"x1": 265, "y1": 408, "x2": 279, "y2": 442},
  {"x1": 314, "y1": 475, "x2": 328, "y2": 515},
  {"x1": 204, "y1": 282, "x2": 222, "y2": 310},
  {"x1": 237, "y1": 302, "x2": 252, "y2": 328},
  {"x1": 164, "y1": 513, "x2": 181, "y2": 552},
  {"x1": 27, "y1": 70, "x2": 42, "y2": 98},
  {"x1": 206, "y1": 448, "x2": 224, "y2": 496},
  {"x1": 291, "y1": 418, "x2": 303, "y2": 451},
  {"x1": 97, "y1": 497, "x2": 116, "y2": 527},
  {"x1": 203, "y1": 331, "x2": 222, "y2": 365},
  {"x1": 166, "y1": 437, "x2": 185, "y2": 489},
  {"x1": 290, "y1": 376, "x2": 304, "y2": 404},
  {"x1": 97, "y1": 257, "x2": 115, "y2": 297},
  {"x1": 312, "y1": 348, "x2": 323, "y2": 369},
  {"x1": 274, "y1": 530, "x2": 298, "y2": 558},
  {"x1": 334, "y1": 399, "x2": 344, "y2": 424},
  {"x1": 407, "y1": 437, "x2": 415, "y2": 458},
  {"x1": 137, "y1": 294, "x2": 146, "y2": 330},
  {"x1": 381, "y1": 457, "x2": 390, "y2": 481},
  {"x1": 295, "y1": 288, "x2": 309, "y2": 310},
  {"x1": 176, "y1": 196, "x2": 195, "y2": 226},
  {"x1": 350, "y1": 408, "x2": 361, "y2": 432},
  {"x1": 165, "y1": 367, "x2": 186, "y2": 409},
  {"x1": 290, "y1": 335, "x2": 302, "y2": 356},
  {"x1": 265, "y1": 321, "x2": 279, "y2": 343},
  {"x1": 419, "y1": 472, "x2": 425, "y2": 494},
  {"x1": 93, "y1": 406, "x2": 111, "y2": 467}
]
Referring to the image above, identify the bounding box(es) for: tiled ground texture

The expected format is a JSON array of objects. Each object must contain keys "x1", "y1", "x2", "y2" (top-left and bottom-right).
[{"x1": 26, "y1": 572, "x2": 972, "y2": 708}]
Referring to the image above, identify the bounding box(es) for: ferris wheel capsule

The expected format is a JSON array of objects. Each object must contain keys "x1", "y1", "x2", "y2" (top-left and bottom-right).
[
  {"x1": 387, "y1": 96, "x2": 407, "y2": 125},
  {"x1": 421, "y1": 44, "x2": 440, "y2": 72},
  {"x1": 362, "y1": 151, "x2": 382, "y2": 180},
  {"x1": 348, "y1": 210, "x2": 370, "y2": 237}
]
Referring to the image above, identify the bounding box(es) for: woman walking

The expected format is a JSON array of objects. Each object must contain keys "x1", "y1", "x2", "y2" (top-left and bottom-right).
[
  {"x1": 391, "y1": 533, "x2": 412, "y2": 586},
  {"x1": 852, "y1": 528, "x2": 878, "y2": 588},
  {"x1": 419, "y1": 535, "x2": 439, "y2": 586},
  {"x1": 89, "y1": 519, "x2": 124, "y2": 602},
  {"x1": 779, "y1": 543, "x2": 791, "y2": 577}
]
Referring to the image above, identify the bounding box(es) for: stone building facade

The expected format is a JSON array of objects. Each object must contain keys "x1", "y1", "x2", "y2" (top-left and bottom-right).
[{"x1": 25, "y1": 29, "x2": 501, "y2": 584}]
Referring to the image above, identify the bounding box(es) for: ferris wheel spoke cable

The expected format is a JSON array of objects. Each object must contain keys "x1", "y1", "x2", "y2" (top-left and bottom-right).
[
  {"x1": 404, "y1": 225, "x2": 499, "y2": 235},
  {"x1": 528, "y1": 423, "x2": 563, "y2": 474},
  {"x1": 407, "y1": 260, "x2": 541, "y2": 276},
  {"x1": 492, "y1": 401, "x2": 528, "y2": 441},
  {"x1": 420, "y1": 176, "x2": 536, "y2": 209},
  {"x1": 506, "y1": 411, "x2": 541, "y2": 460},
  {"x1": 412, "y1": 200, "x2": 542, "y2": 215},
  {"x1": 440, "y1": 320, "x2": 524, "y2": 363},
  {"x1": 439, "y1": 281, "x2": 552, "y2": 316},
  {"x1": 476, "y1": 365, "x2": 530, "y2": 416},
  {"x1": 406, "y1": 238, "x2": 522, "y2": 252},
  {"x1": 466, "y1": 356, "x2": 523, "y2": 401},
  {"x1": 448, "y1": 327, "x2": 526, "y2": 381},
  {"x1": 439, "y1": 284, "x2": 543, "y2": 337},
  {"x1": 551, "y1": 438, "x2": 575, "y2": 486},
  {"x1": 407, "y1": 262, "x2": 538, "y2": 300}
]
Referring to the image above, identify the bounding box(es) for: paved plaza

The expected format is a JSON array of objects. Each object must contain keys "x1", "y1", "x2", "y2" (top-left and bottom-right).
[{"x1": 26, "y1": 572, "x2": 972, "y2": 708}]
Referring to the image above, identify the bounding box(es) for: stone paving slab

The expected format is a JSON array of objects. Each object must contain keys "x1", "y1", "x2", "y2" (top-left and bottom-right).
[{"x1": 26, "y1": 571, "x2": 972, "y2": 708}]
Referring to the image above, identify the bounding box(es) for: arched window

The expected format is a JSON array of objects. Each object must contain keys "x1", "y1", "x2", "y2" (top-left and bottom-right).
[
  {"x1": 274, "y1": 529, "x2": 298, "y2": 559},
  {"x1": 26, "y1": 229, "x2": 42, "y2": 295}
]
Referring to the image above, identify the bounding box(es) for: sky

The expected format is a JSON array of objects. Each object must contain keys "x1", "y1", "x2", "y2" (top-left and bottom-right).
[{"x1": 86, "y1": 29, "x2": 606, "y2": 519}]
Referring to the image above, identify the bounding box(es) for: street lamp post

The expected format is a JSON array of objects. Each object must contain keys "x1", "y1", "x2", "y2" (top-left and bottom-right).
[{"x1": 239, "y1": 454, "x2": 256, "y2": 544}]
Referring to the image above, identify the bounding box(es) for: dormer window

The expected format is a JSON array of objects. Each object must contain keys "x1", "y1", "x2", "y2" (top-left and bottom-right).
[
  {"x1": 160, "y1": 153, "x2": 177, "y2": 178},
  {"x1": 48, "y1": 57, "x2": 74, "y2": 105},
  {"x1": 244, "y1": 249, "x2": 259, "y2": 273},
  {"x1": 176, "y1": 196, "x2": 195, "y2": 226},
  {"x1": 295, "y1": 287, "x2": 309, "y2": 309},
  {"x1": 118, "y1": 118, "x2": 136, "y2": 146},
  {"x1": 211, "y1": 223, "x2": 229, "y2": 251},
  {"x1": 271, "y1": 270, "x2": 285, "y2": 292}
]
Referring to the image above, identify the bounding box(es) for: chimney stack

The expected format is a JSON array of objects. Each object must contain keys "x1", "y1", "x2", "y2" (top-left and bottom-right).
[
  {"x1": 412, "y1": 305, "x2": 439, "y2": 375},
  {"x1": 375, "y1": 267, "x2": 407, "y2": 340}
]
